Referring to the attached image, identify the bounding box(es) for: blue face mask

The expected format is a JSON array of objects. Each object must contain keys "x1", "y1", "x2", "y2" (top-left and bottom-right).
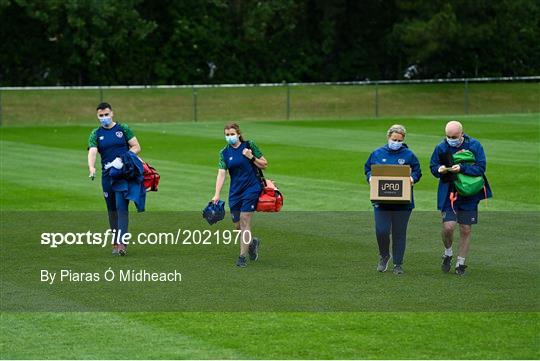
[
  {"x1": 100, "y1": 117, "x2": 113, "y2": 127},
  {"x1": 388, "y1": 140, "x2": 403, "y2": 151},
  {"x1": 446, "y1": 137, "x2": 462, "y2": 147},
  {"x1": 225, "y1": 135, "x2": 238, "y2": 145}
]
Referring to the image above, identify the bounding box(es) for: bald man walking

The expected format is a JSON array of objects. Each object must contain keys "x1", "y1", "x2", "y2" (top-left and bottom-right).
[{"x1": 429, "y1": 121, "x2": 492, "y2": 275}]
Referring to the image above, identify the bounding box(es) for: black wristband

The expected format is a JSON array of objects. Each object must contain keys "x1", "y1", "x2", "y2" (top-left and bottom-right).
[{"x1": 250, "y1": 157, "x2": 256, "y2": 163}]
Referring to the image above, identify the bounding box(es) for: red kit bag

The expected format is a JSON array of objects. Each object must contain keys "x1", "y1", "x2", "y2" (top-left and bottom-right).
[
  {"x1": 141, "y1": 159, "x2": 160, "y2": 192},
  {"x1": 256, "y1": 178, "x2": 284, "y2": 212}
]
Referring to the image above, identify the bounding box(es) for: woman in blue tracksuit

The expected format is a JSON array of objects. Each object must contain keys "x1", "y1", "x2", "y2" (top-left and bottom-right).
[
  {"x1": 87, "y1": 102, "x2": 142, "y2": 256},
  {"x1": 212, "y1": 122, "x2": 268, "y2": 268},
  {"x1": 364, "y1": 124, "x2": 422, "y2": 274}
]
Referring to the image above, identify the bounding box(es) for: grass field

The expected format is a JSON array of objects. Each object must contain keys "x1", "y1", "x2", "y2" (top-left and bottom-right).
[{"x1": 1, "y1": 112, "x2": 539, "y2": 358}]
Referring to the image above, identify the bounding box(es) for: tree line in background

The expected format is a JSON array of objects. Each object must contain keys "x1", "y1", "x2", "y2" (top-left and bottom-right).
[{"x1": 1, "y1": 0, "x2": 538, "y2": 86}]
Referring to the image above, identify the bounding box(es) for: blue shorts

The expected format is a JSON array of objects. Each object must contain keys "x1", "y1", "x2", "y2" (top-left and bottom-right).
[
  {"x1": 230, "y1": 192, "x2": 259, "y2": 223},
  {"x1": 442, "y1": 201, "x2": 478, "y2": 225}
]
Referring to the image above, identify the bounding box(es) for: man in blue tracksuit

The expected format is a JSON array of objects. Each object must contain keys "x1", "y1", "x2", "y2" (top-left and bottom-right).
[
  {"x1": 365, "y1": 124, "x2": 422, "y2": 275},
  {"x1": 430, "y1": 120, "x2": 492, "y2": 275},
  {"x1": 87, "y1": 102, "x2": 142, "y2": 256}
]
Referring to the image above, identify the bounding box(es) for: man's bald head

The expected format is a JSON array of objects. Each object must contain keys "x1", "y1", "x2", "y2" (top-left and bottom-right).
[{"x1": 445, "y1": 120, "x2": 463, "y2": 138}]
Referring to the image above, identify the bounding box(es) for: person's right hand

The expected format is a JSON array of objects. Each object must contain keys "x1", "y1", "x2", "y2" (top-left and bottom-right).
[
  {"x1": 438, "y1": 165, "x2": 448, "y2": 174},
  {"x1": 89, "y1": 166, "x2": 96, "y2": 179},
  {"x1": 211, "y1": 195, "x2": 220, "y2": 204}
]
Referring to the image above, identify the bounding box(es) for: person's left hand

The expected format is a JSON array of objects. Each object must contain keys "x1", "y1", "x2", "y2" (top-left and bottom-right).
[
  {"x1": 450, "y1": 164, "x2": 461, "y2": 173},
  {"x1": 242, "y1": 148, "x2": 254, "y2": 159}
]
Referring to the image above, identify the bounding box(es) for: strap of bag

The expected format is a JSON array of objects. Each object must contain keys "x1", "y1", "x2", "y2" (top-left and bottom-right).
[
  {"x1": 449, "y1": 190, "x2": 458, "y2": 214},
  {"x1": 245, "y1": 141, "x2": 267, "y2": 187}
]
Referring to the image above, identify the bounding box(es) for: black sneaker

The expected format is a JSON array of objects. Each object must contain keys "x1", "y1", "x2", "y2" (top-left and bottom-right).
[
  {"x1": 441, "y1": 255, "x2": 452, "y2": 273},
  {"x1": 377, "y1": 255, "x2": 391, "y2": 272},
  {"x1": 248, "y1": 238, "x2": 260, "y2": 261},
  {"x1": 393, "y1": 264, "x2": 404, "y2": 275},
  {"x1": 455, "y1": 264, "x2": 467, "y2": 276},
  {"x1": 236, "y1": 256, "x2": 247, "y2": 268}
]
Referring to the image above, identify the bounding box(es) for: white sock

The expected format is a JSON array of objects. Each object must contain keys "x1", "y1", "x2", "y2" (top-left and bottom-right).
[
  {"x1": 444, "y1": 248, "x2": 453, "y2": 257},
  {"x1": 456, "y1": 256, "x2": 465, "y2": 266}
]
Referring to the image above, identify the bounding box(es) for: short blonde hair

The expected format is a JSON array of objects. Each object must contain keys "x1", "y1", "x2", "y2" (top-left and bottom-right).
[{"x1": 387, "y1": 124, "x2": 406, "y2": 137}]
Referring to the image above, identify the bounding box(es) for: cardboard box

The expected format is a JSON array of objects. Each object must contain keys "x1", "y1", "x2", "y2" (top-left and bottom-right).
[{"x1": 369, "y1": 164, "x2": 412, "y2": 203}]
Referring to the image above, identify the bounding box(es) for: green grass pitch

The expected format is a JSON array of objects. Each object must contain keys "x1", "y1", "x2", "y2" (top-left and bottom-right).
[{"x1": 0, "y1": 113, "x2": 539, "y2": 359}]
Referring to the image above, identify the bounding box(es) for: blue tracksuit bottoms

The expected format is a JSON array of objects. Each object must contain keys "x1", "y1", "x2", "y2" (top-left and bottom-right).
[
  {"x1": 102, "y1": 174, "x2": 129, "y2": 244},
  {"x1": 374, "y1": 208, "x2": 412, "y2": 265}
]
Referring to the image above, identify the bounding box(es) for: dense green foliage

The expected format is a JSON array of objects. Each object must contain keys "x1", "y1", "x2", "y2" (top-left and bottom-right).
[{"x1": 1, "y1": 0, "x2": 539, "y2": 85}]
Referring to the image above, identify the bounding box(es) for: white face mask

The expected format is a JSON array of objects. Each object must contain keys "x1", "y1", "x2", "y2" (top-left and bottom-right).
[
  {"x1": 225, "y1": 135, "x2": 238, "y2": 145},
  {"x1": 99, "y1": 117, "x2": 113, "y2": 127},
  {"x1": 388, "y1": 140, "x2": 403, "y2": 150},
  {"x1": 446, "y1": 136, "x2": 463, "y2": 147}
]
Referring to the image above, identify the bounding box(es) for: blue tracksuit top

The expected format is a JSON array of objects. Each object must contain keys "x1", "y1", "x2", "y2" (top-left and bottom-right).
[
  {"x1": 364, "y1": 144, "x2": 422, "y2": 210},
  {"x1": 429, "y1": 134, "x2": 493, "y2": 210},
  {"x1": 107, "y1": 151, "x2": 146, "y2": 212}
]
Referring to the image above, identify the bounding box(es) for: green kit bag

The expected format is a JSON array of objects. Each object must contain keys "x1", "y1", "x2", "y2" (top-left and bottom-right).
[{"x1": 452, "y1": 150, "x2": 485, "y2": 196}]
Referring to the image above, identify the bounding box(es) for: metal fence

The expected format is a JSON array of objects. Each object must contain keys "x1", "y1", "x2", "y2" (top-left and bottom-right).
[{"x1": 0, "y1": 76, "x2": 538, "y2": 125}]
